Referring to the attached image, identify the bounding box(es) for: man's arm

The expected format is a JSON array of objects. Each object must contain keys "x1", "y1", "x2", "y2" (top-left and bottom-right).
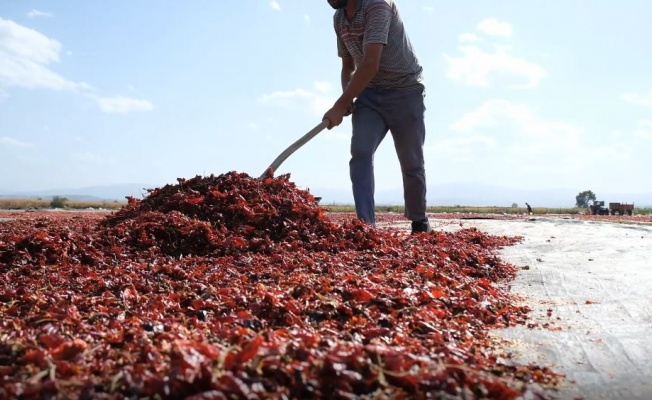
[
  {"x1": 341, "y1": 54, "x2": 355, "y2": 92},
  {"x1": 323, "y1": 43, "x2": 384, "y2": 129},
  {"x1": 340, "y1": 43, "x2": 383, "y2": 105},
  {"x1": 339, "y1": 54, "x2": 356, "y2": 117}
]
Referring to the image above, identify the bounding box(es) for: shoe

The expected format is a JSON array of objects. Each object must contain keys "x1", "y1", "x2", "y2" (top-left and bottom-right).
[{"x1": 411, "y1": 218, "x2": 431, "y2": 234}]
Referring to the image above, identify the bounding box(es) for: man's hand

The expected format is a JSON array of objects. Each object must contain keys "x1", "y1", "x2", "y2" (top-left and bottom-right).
[{"x1": 323, "y1": 100, "x2": 354, "y2": 130}]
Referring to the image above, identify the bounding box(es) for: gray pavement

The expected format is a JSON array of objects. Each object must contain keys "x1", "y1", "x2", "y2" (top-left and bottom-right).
[{"x1": 441, "y1": 217, "x2": 652, "y2": 400}]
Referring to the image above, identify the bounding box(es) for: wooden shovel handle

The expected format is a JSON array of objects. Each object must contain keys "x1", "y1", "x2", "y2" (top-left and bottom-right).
[{"x1": 259, "y1": 119, "x2": 330, "y2": 179}]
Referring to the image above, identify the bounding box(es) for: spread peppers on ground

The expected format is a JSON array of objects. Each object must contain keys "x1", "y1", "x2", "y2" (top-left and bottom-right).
[{"x1": 0, "y1": 172, "x2": 559, "y2": 399}]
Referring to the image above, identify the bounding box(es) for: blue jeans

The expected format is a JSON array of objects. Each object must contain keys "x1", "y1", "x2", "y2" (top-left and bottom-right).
[{"x1": 350, "y1": 85, "x2": 427, "y2": 225}]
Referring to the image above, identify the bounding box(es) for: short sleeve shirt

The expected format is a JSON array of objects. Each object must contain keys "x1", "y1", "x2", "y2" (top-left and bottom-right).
[{"x1": 334, "y1": 0, "x2": 423, "y2": 89}]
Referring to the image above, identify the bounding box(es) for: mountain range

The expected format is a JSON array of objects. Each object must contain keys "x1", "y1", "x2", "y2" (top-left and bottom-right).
[
  {"x1": 0, "y1": 184, "x2": 153, "y2": 202},
  {"x1": 2, "y1": 182, "x2": 650, "y2": 208},
  {"x1": 314, "y1": 182, "x2": 652, "y2": 208}
]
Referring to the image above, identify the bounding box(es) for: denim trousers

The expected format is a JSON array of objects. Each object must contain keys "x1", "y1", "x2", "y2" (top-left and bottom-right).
[{"x1": 350, "y1": 85, "x2": 427, "y2": 225}]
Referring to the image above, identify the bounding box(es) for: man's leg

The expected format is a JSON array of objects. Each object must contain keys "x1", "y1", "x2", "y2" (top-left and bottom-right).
[
  {"x1": 385, "y1": 87, "x2": 427, "y2": 222},
  {"x1": 350, "y1": 89, "x2": 388, "y2": 225}
]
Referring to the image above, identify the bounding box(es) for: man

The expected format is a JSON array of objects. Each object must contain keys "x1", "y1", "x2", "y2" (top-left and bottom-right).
[{"x1": 323, "y1": 0, "x2": 430, "y2": 234}]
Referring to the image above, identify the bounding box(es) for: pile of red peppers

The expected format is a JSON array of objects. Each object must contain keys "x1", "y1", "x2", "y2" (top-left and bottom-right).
[{"x1": 0, "y1": 172, "x2": 559, "y2": 399}]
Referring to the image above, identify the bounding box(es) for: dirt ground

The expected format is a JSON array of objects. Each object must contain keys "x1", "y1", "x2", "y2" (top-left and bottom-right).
[{"x1": 427, "y1": 216, "x2": 652, "y2": 400}]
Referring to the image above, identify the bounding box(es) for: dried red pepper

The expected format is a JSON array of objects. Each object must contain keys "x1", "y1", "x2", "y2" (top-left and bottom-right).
[{"x1": 0, "y1": 172, "x2": 561, "y2": 399}]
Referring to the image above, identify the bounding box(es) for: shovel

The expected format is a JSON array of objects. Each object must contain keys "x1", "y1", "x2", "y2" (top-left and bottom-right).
[{"x1": 259, "y1": 119, "x2": 330, "y2": 179}]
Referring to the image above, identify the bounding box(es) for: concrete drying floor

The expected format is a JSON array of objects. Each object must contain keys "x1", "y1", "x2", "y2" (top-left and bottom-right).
[{"x1": 435, "y1": 217, "x2": 652, "y2": 399}]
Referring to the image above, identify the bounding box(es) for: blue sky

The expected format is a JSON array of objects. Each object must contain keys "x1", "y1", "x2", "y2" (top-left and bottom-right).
[{"x1": 1, "y1": 1, "x2": 651, "y2": 200}]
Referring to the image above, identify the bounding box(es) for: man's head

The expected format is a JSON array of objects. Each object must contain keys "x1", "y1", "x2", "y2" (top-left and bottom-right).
[{"x1": 328, "y1": 0, "x2": 348, "y2": 10}]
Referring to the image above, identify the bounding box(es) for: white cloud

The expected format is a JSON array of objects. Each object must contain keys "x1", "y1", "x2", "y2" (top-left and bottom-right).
[
  {"x1": 438, "y1": 100, "x2": 596, "y2": 186},
  {"x1": 27, "y1": 9, "x2": 53, "y2": 18},
  {"x1": 304, "y1": 14, "x2": 311, "y2": 23},
  {"x1": 450, "y1": 99, "x2": 582, "y2": 152},
  {"x1": 622, "y1": 92, "x2": 652, "y2": 108},
  {"x1": 0, "y1": 17, "x2": 90, "y2": 91},
  {"x1": 428, "y1": 135, "x2": 497, "y2": 162},
  {"x1": 70, "y1": 151, "x2": 103, "y2": 163},
  {"x1": 451, "y1": 99, "x2": 530, "y2": 131},
  {"x1": 446, "y1": 18, "x2": 544, "y2": 89},
  {"x1": 444, "y1": 44, "x2": 547, "y2": 89},
  {"x1": 459, "y1": 33, "x2": 481, "y2": 43},
  {"x1": 91, "y1": 95, "x2": 154, "y2": 114},
  {"x1": 476, "y1": 18, "x2": 513, "y2": 38},
  {"x1": 258, "y1": 88, "x2": 335, "y2": 117},
  {"x1": 313, "y1": 81, "x2": 332, "y2": 93},
  {"x1": 0, "y1": 136, "x2": 33, "y2": 147},
  {"x1": 423, "y1": 6, "x2": 434, "y2": 12},
  {"x1": 1, "y1": 18, "x2": 151, "y2": 114},
  {"x1": 634, "y1": 120, "x2": 652, "y2": 140},
  {"x1": 270, "y1": 1, "x2": 281, "y2": 11}
]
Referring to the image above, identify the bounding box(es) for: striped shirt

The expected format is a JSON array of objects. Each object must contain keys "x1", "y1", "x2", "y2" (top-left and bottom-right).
[{"x1": 334, "y1": 0, "x2": 423, "y2": 89}]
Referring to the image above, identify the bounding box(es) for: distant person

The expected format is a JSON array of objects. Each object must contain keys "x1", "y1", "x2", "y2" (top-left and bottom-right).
[
  {"x1": 526, "y1": 202, "x2": 533, "y2": 215},
  {"x1": 323, "y1": 0, "x2": 430, "y2": 234}
]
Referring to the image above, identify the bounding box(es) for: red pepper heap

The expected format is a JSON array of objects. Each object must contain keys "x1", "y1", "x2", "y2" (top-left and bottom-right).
[{"x1": 0, "y1": 172, "x2": 559, "y2": 399}]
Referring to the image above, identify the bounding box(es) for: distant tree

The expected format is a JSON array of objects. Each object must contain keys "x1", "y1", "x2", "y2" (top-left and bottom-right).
[
  {"x1": 50, "y1": 196, "x2": 68, "y2": 208},
  {"x1": 511, "y1": 202, "x2": 518, "y2": 208},
  {"x1": 575, "y1": 190, "x2": 596, "y2": 208}
]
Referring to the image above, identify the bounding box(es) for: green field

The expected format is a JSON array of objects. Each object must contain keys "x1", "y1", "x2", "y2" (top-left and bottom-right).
[
  {"x1": 323, "y1": 203, "x2": 586, "y2": 215},
  {"x1": 2, "y1": 198, "x2": 650, "y2": 215},
  {"x1": 0, "y1": 198, "x2": 125, "y2": 211}
]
